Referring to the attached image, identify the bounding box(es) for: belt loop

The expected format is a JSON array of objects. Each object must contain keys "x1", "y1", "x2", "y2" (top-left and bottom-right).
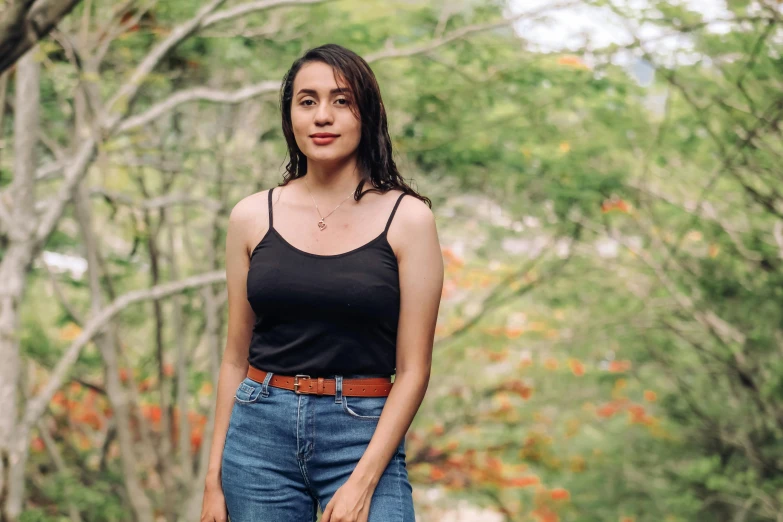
[
  {"x1": 261, "y1": 370, "x2": 273, "y2": 397},
  {"x1": 335, "y1": 375, "x2": 343, "y2": 404}
]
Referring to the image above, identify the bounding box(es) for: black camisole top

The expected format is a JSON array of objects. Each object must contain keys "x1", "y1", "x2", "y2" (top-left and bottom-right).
[{"x1": 245, "y1": 187, "x2": 407, "y2": 377}]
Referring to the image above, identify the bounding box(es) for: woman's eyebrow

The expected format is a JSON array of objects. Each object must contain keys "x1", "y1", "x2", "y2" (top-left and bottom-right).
[{"x1": 296, "y1": 87, "x2": 351, "y2": 96}]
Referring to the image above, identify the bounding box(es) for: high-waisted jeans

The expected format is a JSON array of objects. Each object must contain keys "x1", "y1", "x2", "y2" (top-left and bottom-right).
[{"x1": 221, "y1": 371, "x2": 416, "y2": 521}]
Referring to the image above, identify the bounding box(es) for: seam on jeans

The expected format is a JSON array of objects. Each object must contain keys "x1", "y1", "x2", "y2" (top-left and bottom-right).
[
  {"x1": 309, "y1": 396, "x2": 315, "y2": 460},
  {"x1": 298, "y1": 459, "x2": 313, "y2": 489},
  {"x1": 294, "y1": 460, "x2": 318, "y2": 522},
  {"x1": 395, "y1": 457, "x2": 405, "y2": 521},
  {"x1": 296, "y1": 394, "x2": 302, "y2": 457},
  {"x1": 298, "y1": 459, "x2": 318, "y2": 505}
]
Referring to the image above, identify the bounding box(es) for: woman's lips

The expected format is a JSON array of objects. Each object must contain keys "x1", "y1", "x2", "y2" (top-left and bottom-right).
[{"x1": 311, "y1": 135, "x2": 338, "y2": 145}]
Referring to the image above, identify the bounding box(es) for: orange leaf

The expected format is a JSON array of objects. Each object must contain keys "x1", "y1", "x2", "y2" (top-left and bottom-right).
[
  {"x1": 549, "y1": 487, "x2": 570, "y2": 501},
  {"x1": 190, "y1": 427, "x2": 203, "y2": 452},
  {"x1": 199, "y1": 382, "x2": 214, "y2": 397},
  {"x1": 557, "y1": 55, "x2": 589, "y2": 70},
  {"x1": 532, "y1": 506, "x2": 560, "y2": 522},
  {"x1": 31, "y1": 437, "x2": 45, "y2": 453},
  {"x1": 568, "y1": 359, "x2": 585, "y2": 376},
  {"x1": 517, "y1": 358, "x2": 534, "y2": 370},
  {"x1": 441, "y1": 247, "x2": 464, "y2": 266},
  {"x1": 141, "y1": 404, "x2": 162, "y2": 425},
  {"x1": 507, "y1": 475, "x2": 540, "y2": 488},
  {"x1": 58, "y1": 322, "x2": 82, "y2": 341},
  {"x1": 505, "y1": 327, "x2": 524, "y2": 338},
  {"x1": 487, "y1": 349, "x2": 508, "y2": 362},
  {"x1": 138, "y1": 377, "x2": 154, "y2": 392},
  {"x1": 51, "y1": 391, "x2": 67, "y2": 407},
  {"x1": 507, "y1": 380, "x2": 533, "y2": 400},
  {"x1": 608, "y1": 360, "x2": 632, "y2": 373},
  {"x1": 597, "y1": 404, "x2": 617, "y2": 418},
  {"x1": 76, "y1": 410, "x2": 104, "y2": 430},
  {"x1": 486, "y1": 456, "x2": 503, "y2": 473}
]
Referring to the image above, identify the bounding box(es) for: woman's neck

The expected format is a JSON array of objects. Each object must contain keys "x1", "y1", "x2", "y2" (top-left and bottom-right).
[{"x1": 303, "y1": 161, "x2": 362, "y2": 198}]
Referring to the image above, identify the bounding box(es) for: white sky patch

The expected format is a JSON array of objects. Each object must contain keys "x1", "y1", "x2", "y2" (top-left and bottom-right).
[{"x1": 506, "y1": 0, "x2": 736, "y2": 67}]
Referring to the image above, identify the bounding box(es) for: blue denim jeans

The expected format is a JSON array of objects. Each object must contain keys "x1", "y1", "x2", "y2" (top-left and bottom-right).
[{"x1": 221, "y1": 371, "x2": 416, "y2": 521}]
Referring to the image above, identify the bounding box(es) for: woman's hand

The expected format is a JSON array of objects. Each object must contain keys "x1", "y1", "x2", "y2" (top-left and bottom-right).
[
  {"x1": 321, "y1": 477, "x2": 375, "y2": 522},
  {"x1": 200, "y1": 480, "x2": 228, "y2": 522}
]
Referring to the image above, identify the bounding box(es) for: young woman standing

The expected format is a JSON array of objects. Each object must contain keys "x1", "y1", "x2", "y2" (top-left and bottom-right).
[{"x1": 200, "y1": 43, "x2": 444, "y2": 522}]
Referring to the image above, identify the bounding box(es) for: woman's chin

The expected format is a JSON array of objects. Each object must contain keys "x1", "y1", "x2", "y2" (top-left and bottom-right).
[{"x1": 306, "y1": 151, "x2": 348, "y2": 163}]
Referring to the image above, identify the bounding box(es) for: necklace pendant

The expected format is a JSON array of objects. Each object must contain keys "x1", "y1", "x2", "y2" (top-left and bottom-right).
[{"x1": 317, "y1": 220, "x2": 327, "y2": 231}]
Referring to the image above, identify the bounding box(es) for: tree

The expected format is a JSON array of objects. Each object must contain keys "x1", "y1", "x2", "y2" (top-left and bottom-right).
[{"x1": 0, "y1": 0, "x2": 83, "y2": 74}]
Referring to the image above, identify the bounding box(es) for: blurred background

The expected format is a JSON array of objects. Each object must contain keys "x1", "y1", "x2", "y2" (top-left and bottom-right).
[{"x1": 1, "y1": 0, "x2": 782, "y2": 521}]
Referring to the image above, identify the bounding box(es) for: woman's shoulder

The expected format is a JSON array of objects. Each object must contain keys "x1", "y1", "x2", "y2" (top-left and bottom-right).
[
  {"x1": 230, "y1": 188, "x2": 274, "y2": 223},
  {"x1": 393, "y1": 191, "x2": 433, "y2": 226},
  {"x1": 229, "y1": 188, "x2": 275, "y2": 259},
  {"x1": 385, "y1": 190, "x2": 435, "y2": 258}
]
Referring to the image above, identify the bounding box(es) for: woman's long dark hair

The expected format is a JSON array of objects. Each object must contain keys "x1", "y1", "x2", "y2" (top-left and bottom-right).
[{"x1": 278, "y1": 43, "x2": 431, "y2": 208}]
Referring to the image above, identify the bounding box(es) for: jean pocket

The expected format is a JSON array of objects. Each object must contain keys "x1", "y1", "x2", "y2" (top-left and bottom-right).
[
  {"x1": 234, "y1": 377, "x2": 265, "y2": 404},
  {"x1": 341, "y1": 395, "x2": 387, "y2": 420}
]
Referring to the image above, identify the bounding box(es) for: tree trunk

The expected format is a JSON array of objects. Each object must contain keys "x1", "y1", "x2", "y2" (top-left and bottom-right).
[{"x1": 0, "y1": 49, "x2": 39, "y2": 522}]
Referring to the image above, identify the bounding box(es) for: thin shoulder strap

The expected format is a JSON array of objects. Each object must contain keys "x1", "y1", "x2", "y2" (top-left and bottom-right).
[
  {"x1": 267, "y1": 187, "x2": 274, "y2": 229},
  {"x1": 384, "y1": 192, "x2": 407, "y2": 234}
]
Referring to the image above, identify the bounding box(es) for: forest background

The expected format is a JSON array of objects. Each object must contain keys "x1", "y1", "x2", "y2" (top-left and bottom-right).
[{"x1": 1, "y1": 0, "x2": 782, "y2": 521}]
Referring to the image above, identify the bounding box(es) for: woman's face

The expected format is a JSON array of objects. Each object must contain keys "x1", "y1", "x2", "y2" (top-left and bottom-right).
[{"x1": 290, "y1": 61, "x2": 361, "y2": 165}]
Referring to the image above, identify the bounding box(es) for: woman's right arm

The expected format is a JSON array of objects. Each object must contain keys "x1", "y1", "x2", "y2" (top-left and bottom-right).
[{"x1": 201, "y1": 196, "x2": 264, "y2": 518}]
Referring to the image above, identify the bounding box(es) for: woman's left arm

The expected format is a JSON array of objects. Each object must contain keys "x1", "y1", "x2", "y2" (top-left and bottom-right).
[{"x1": 350, "y1": 196, "x2": 444, "y2": 486}]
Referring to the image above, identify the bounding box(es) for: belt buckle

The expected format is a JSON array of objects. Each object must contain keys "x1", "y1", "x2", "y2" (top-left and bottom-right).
[{"x1": 293, "y1": 374, "x2": 311, "y2": 394}]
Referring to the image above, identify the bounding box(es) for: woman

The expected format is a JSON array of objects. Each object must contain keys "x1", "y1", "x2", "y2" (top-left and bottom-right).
[{"x1": 200, "y1": 43, "x2": 444, "y2": 522}]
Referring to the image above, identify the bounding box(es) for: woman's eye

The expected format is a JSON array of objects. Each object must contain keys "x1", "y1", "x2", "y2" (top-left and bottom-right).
[{"x1": 300, "y1": 99, "x2": 350, "y2": 106}]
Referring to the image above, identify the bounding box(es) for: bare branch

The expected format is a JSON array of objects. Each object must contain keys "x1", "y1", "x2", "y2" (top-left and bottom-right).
[
  {"x1": 89, "y1": 187, "x2": 223, "y2": 211},
  {"x1": 39, "y1": 255, "x2": 84, "y2": 324},
  {"x1": 0, "y1": 0, "x2": 83, "y2": 74},
  {"x1": 102, "y1": 0, "x2": 227, "y2": 131},
  {"x1": 0, "y1": 194, "x2": 14, "y2": 238},
  {"x1": 117, "y1": 81, "x2": 279, "y2": 133},
  {"x1": 436, "y1": 237, "x2": 572, "y2": 345},
  {"x1": 774, "y1": 221, "x2": 783, "y2": 260},
  {"x1": 629, "y1": 179, "x2": 763, "y2": 263},
  {"x1": 33, "y1": 0, "x2": 228, "y2": 245},
  {"x1": 572, "y1": 213, "x2": 747, "y2": 349},
  {"x1": 92, "y1": 0, "x2": 156, "y2": 68},
  {"x1": 34, "y1": 160, "x2": 64, "y2": 181},
  {"x1": 103, "y1": 0, "x2": 333, "y2": 134},
  {"x1": 200, "y1": 0, "x2": 332, "y2": 28},
  {"x1": 19, "y1": 270, "x2": 226, "y2": 438},
  {"x1": 34, "y1": 135, "x2": 97, "y2": 244},
  {"x1": 364, "y1": 5, "x2": 568, "y2": 62},
  {"x1": 36, "y1": 417, "x2": 83, "y2": 522},
  {"x1": 116, "y1": 0, "x2": 577, "y2": 132}
]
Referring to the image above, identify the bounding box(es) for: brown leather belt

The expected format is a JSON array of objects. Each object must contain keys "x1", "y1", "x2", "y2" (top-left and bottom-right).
[{"x1": 247, "y1": 366, "x2": 393, "y2": 397}]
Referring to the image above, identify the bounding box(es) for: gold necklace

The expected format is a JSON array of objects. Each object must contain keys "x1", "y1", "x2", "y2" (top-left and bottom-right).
[{"x1": 303, "y1": 177, "x2": 356, "y2": 231}]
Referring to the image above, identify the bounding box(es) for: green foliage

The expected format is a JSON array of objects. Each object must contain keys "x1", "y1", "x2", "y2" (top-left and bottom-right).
[{"x1": 9, "y1": 0, "x2": 783, "y2": 520}]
